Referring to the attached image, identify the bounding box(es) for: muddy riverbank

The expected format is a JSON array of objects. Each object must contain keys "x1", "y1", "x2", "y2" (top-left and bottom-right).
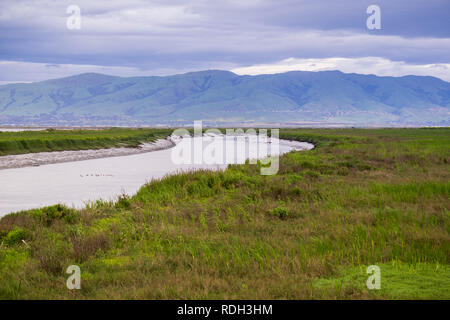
[{"x1": 0, "y1": 138, "x2": 175, "y2": 170}]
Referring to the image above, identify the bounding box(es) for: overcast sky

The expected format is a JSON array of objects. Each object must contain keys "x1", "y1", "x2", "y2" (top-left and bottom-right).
[{"x1": 1, "y1": 0, "x2": 449, "y2": 83}]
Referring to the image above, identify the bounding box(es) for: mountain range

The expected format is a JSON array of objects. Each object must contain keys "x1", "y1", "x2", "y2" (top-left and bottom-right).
[{"x1": 0, "y1": 70, "x2": 449, "y2": 126}]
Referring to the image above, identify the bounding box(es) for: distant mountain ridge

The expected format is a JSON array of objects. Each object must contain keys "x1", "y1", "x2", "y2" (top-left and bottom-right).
[{"x1": 0, "y1": 70, "x2": 449, "y2": 126}]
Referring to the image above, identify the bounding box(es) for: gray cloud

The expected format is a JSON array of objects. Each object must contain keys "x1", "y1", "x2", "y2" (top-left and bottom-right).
[{"x1": 0, "y1": 0, "x2": 448, "y2": 81}]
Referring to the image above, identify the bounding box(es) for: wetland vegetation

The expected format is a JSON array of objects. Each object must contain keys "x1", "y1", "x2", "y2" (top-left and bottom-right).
[
  {"x1": 0, "y1": 128, "x2": 173, "y2": 156},
  {"x1": 0, "y1": 127, "x2": 448, "y2": 299}
]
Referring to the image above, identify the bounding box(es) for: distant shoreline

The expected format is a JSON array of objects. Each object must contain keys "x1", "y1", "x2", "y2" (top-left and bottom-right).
[{"x1": 0, "y1": 138, "x2": 175, "y2": 170}]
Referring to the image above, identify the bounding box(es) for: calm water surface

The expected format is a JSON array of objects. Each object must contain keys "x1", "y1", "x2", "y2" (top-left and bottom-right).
[
  {"x1": 0, "y1": 136, "x2": 313, "y2": 216},
  {"x1": 0, "y1": 128, "x2": 45, "y2": 132}
]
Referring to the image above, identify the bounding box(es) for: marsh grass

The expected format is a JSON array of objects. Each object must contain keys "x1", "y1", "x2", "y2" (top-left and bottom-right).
[
  {"x1": 0, "y1": 128, "x2": 448, "y2": 299},
  {"x1": 0, "y1": 128, "x2": 172, "y2": 156}
]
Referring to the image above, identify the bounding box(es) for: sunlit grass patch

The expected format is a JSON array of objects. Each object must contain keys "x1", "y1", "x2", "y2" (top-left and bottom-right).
[{"x1": 313, "y1": 261, "x2": 450, "y2": 299}]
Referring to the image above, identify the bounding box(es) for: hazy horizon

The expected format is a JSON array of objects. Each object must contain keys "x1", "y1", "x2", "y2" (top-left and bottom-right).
[{"x1": 1, "y1": 67, "x2": 450, "y2": 87}]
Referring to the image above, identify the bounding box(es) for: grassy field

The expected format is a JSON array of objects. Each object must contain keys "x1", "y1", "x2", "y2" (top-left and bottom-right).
[
  {"x1": 0, "y1": 128, "x2": 449, "y2": 299},
  {"x1": 0, "y1": 128, "x2": 173, "y2": 156}
]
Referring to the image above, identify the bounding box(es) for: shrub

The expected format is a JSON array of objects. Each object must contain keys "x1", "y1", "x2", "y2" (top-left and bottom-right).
[
  {"x1": 0, "y1": 229, "x2": 7, "y2": 240},
  {"x1": 30, "y1": 232, "x2": 72, "y2": 275},
  {"x1": 36, "y1": 247, "x2": 65, "y2": 275},
  {"x1": 115, "y1": 194, "x2": 131, "y2": 210},
  {"x1": 291, "y1": 186, "x2": 303, "y2": 196},
  {"x1": 71, "y1": 233, "x2": 112, "y2": 262},
  {"x1": 269, "y1": 202, "x2": 290, "y2": 219},
  {"x1": 4, "y1": 227, "x2": 30, "y2": 246},
  {"x1": 31, "y1": 204, "x2": 78, "y2": 225}
]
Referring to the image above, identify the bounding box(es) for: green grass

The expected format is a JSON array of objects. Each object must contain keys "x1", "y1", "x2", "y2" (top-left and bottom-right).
[
  {"x1": 0, "y1": 128, "x2": 173, "y2": 156},
  {"x1": 0, "y1": 128, "x2": 449, "y2": 299},
  {"x1": 314, "y1": 261, "x2": 450, "y2": 299}
]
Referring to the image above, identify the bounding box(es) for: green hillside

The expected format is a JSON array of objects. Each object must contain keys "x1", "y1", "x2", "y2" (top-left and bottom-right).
[{"x1": 1, "y1": 71, "x2": 449, "y2": 126}]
